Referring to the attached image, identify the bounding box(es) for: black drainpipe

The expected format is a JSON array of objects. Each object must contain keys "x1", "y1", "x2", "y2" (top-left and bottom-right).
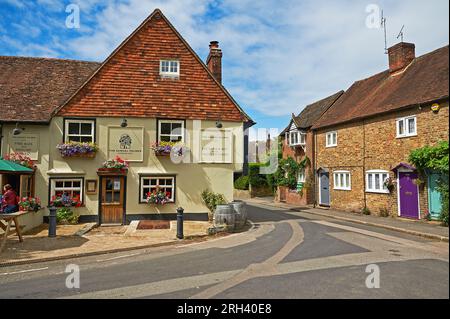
[{"x1": 363, "y1": 119, "x2": 367, "y2": 209}]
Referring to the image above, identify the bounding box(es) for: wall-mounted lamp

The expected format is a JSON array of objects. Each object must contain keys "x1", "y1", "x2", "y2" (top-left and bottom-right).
[
  {"x1": 12, "y1": 123, "x2": 25, "y2": 136},
  {"x1": 120, "y1": 118, "x2": 128, "y2": 128},
  {"x1": 215, "y1": 120, "x2": 223, "y2": 129}
]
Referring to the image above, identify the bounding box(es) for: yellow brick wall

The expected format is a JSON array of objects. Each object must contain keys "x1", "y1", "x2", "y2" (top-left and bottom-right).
[{"x1": 315, "y1": 101, "x2": 449, "y2": 218}]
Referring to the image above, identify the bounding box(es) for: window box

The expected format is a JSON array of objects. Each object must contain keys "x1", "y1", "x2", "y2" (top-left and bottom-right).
[
  {"x1": 98, "y1": 156, "x2": 129, "y2": 175},
  {"x1": 49, "y1": 178, "x2": 83, "y2": 207},
  {"x1": 151, "y1": 141, "x2": 185, "y2": 157},
  {"x1": 57, "y1": 142, "x2": 98, "y2": 158}
]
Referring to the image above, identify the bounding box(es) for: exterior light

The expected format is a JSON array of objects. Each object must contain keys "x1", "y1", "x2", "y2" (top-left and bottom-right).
[
  {"x1": 12, "y1": 123, "x2": 24, "y2": 136},
  {"x1": 215, "y1": 120, "x2": 223, "y2": 128},
  {"x1": 120, "y1": 118, "x2": 128, "y2": 128}
]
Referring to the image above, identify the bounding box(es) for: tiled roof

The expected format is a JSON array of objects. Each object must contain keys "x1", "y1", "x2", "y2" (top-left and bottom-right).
[
  {"x1": 0, "y1": 56, "x2": 100, "y2": 123},
  {"x1": 313, "y1": 45, "x2": 449, "y2": 129},
  {"x1": 281, "y1": 91, "x2": 343, "y2": 134},
  {"x1": 56, "y1": 9, "x2": 252, "y2": 123}
]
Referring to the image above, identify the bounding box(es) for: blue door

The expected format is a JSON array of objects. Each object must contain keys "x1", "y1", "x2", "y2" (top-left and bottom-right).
[
  {"x1": 428, "y1": 172, "x2": 445, "y2": 220},
  {"x1": 320, "y1": 172, "x2": 330, "y2": 206}
]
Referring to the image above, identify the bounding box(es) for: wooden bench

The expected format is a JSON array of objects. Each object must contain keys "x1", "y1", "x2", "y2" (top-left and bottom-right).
[{"x1": 0, "y1": 212, "x2": 27, "y2": 254}]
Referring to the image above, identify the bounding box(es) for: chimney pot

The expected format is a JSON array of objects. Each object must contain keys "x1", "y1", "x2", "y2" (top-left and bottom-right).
[
  {"x1": 388, "y1": 42, "x2": 415, "y2": 73},
  {"x1": 207, "y1": 41, "x2": 222, "y2": 84}
]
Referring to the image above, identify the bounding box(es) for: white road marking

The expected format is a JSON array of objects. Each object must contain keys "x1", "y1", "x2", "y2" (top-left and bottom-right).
[
  {"x1": 0, "y1": 267, "x2": 49, "y2": 276},
  {"x1": 96, "y1": 253, "x2": 140, "y2": 262}
]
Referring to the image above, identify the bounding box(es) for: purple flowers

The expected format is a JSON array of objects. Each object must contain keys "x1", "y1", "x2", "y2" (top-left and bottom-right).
[
  {"x1": 57, "y1": 142, "x2": 98, "y2": 157},
  {"x1": 151, "y1": 141, "x2": 185, "y2": 157}
]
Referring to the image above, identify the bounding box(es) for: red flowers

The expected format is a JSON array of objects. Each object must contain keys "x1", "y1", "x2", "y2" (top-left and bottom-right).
[{"x1": 4, "y1": 153, "x2": 35, "y2": 169}]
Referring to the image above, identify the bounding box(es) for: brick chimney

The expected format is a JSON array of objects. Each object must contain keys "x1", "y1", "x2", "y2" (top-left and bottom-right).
[
  {"x1": 206, "y1": 41, "x2": 222, "y2": 83},
  {"x1": 388, "y1": 42, "x2": 415, "y2": 73}
]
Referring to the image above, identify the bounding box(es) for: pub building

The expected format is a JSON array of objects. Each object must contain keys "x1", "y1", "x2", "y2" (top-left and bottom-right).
[{"x1": 0, "y1": 9, "x2": 254, "y2": 225}]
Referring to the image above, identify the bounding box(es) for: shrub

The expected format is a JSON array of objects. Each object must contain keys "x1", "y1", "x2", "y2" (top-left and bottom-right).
[
  {"x1": 379, "y1": 207, "x2": 390, "y2": 217},
  {"x1": 248, "y1": 163, "x2": 269, "y2": 188},
  {"x1": 56, "y1": 207, "x2": 79, "y2": 225},
  {"x1": 361, "y1": 207, "x2": 371, "y2": 215},
  {"x1": 234, "y1": 176, "x2": 249, "y2": 190},
  {"x1": 437, "y1": 179, "x2": 449, "y2": 226},
  {"x1": 201, "y1": 190, "x2": 227, "y2": 213}
]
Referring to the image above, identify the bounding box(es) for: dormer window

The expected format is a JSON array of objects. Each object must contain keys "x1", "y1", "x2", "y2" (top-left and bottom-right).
[
  {"x1": 160, "y1": 60, "x2": 179, "y2": 77},
  {"x1": 287, "y1": 131, "x2": 306, "y2": 146}
]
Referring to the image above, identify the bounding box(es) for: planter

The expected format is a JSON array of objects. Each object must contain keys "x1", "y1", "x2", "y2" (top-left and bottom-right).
[
  {"x1": 61, "y1": 152, "x2": 96, "y2": 159},
  {"x1": 97, "y1": 168, "x2": 128, "y2": 176},
  {"x1": 154, "y1": 151, "x2": 171, "y2": 157}
]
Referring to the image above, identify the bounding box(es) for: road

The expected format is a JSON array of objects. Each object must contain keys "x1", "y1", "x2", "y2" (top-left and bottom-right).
[{"x1": 0, "y1": 203, "x2": 448, "y2": 299}]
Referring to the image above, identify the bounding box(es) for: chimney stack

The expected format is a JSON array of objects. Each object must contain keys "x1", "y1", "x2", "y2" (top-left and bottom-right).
[
  {"x1": 207, "y1": 41, "x2": 223, "y2": 83},
  {"x1": 388, "y1": 42, "x2": 415, "y2": 73}
]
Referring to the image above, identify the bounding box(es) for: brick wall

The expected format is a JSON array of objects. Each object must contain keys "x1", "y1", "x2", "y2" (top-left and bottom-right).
[{"x1": 315, "y1": 101, "x2": 449, "y2": 218}]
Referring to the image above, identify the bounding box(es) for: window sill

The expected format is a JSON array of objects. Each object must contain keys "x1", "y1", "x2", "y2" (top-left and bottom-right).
[
  {"x1": 396, "y1": 134, "x2": 417, "y2": 139},
  {"x1": 139, "y1": 201, "x2": 175, "y2": 205},
  {"x1": 326, "y1": 145, "x2": 337, "y2": 148},
  {"x1": 333, "y1": 188, "x2": 351, "y2": 191},
  {"x1": 365, "y1": 190, "x2": 390, "y2": 194}
]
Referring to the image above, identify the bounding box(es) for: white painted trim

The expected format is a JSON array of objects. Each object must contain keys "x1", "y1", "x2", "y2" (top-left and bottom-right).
[
  {"x1": 396, "y1": 168, "x2": 421, "y2": 219},
  {"x1": 159, "y1": 60, "x2": 180, "y2": 77},
  {"x1": 325, "y1": 131, "x2": 337, "y2": 148},
  {"x1": 158, "y1": 119, "x2": 185, "y2": 143},
  {"x1": 64, "y1": 119, "x2": 95, "y2": 143},
  {"x1": 365, "y1": 170, "x2": 390, "y2": 193},
  {"x1": 333, "y1": 170, "x2": 351, "y2": 191},
  {"x1": 396, "y1": 116, "x2": 417, "y2": 138}
]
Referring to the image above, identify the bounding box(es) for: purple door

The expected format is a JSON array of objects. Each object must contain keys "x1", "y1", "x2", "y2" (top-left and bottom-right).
[{"x1": 398, "y1": 171, "x2": 419, "y2": 219}]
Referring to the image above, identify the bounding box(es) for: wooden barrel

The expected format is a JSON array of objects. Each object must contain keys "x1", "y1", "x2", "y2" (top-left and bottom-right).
[
  {"x1": 230, "y1": 200, "x2": 247, "y2": 229},
  {"x1": 213, "y1": 204, "x2": 235, "y2": 231}
]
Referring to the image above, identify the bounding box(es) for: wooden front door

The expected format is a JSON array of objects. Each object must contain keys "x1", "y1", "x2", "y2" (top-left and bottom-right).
[
  {"x1": 319, "y1": 172, "x2": 330, "y2": 206},
  {"x1": 100, "y1": 176, "x2": 125, "y2": 224},
  {"x1": 398, "y1": 171, "x2": 419, "y2": 219}
]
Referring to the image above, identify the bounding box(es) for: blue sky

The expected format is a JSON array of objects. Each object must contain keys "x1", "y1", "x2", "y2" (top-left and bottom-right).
[{"x1": 0, "y1": 0, "x2": 449, "y2": 136}]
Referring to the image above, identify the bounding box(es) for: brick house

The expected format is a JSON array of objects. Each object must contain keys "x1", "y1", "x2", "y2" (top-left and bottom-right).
[
  {"x1": 277, "y1": 91, "x2": 343, "y2": 205},
  {"x1": 312, "y1": 43, "x2": 449, "y2": 220},
  {"x1": 0, "y1": 9, "x2": 254, "y2": 225}
]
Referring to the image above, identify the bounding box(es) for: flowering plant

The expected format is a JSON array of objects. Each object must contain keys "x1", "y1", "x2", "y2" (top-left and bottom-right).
[
  {"x1": 50, "y1": 193, "x2": 82, "y2": 208},
  {"x1": 3, "y1": 153, "x2": 34, "y2": 169},
  {"x1": 56, "y1": 142, "x2": 98, "y2": 157},
  {"x1": 101, "y1": 155, "x2": 129, "y2": 170},
  {"x1": 19, "y1": 197, "x2": 41, "y2": 212},
  {"x1": 146, "y1": 189, "x2": 172, "y2": 205},
  {"x1": 151, "y1": 141, "x2": 184, "y2": 157},
  {"x1": 383, "y1": 177, "x2": 395, "y2": 192}
]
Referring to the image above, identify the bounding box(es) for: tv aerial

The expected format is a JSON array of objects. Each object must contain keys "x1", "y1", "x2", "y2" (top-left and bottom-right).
[
  {"x1": 381, "y1": 10, "x2": 388, "y2": 54},
  {"x1": 397, "y1": 25, "x2": 405, "y2": 42}
]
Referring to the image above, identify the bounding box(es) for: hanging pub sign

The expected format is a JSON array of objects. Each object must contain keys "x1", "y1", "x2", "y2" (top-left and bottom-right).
[
  {"x1": 9, "y1": 133, "x2": 39, "y2": 160},
  {"x1": 107, "y1": 127, "x2": 144, "y2": 162},
  {"x1": 200, "y1": 129, "x2": 233, "y2": 163}
]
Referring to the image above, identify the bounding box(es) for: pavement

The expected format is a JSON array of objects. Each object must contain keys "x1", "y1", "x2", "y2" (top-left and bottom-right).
[
  {"x1": 248, "y1": 197, "x2": 449, "y2": 242},
  {"x1": 0, "y1": 221, "x2": 215, "y2": 266},
  {"x1": 0, "y1": 202, "x2": 447, "y2": 299}
]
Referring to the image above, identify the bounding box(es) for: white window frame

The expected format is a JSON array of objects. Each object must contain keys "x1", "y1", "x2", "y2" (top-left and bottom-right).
[
  {"x1": 64, "y1": 119, "x2": 95, "y2": 143},
  {"x1": 333, "y1": 170, "x2": 351, "y2": 190},
  {"x1": 326, "y1": 131, "x2": 337, "y2": 147},
  {"x1": 50, "y1": 178, "x2": 83, "y2": 203},
  {"x1": 298, "y1": 168, "x2": 306, "y2": 183},
  {"x1": 366, "y1": 170, "x2": 390, "y2": 194},
  {"x1": 287, "y1": 131, "x2": 306, "y2": 146},
  {"x1": 140, "y1": 176, "x2": 175, "y2": 203},
  {"x1": 160, "y1": 60, "x2": 180, "y2": 77},
  {"x1": 396, "y1": 116, "x2": 417, "y2": 138},
  {"x1": 158, "y1": 120, "x2": 185, "y2": 143}
]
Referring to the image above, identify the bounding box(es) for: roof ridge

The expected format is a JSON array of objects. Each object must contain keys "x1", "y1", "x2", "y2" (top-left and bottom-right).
[{"x1": 0, "y1": 55, "x2": 101, "y2": 64}]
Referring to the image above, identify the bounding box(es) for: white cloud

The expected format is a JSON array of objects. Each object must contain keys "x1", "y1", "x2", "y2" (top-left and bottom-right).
[
  {"x1": 29, "y1": 0, "x2": 449, "y2": 116},
  {"x1": 1, "y1": 0, "x2": 26, "y2": 8}
]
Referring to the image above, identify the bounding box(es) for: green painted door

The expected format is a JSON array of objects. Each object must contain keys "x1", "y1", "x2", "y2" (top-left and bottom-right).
[{"x1": 428, "y1": 172, "x2": 444, "y2": 220}]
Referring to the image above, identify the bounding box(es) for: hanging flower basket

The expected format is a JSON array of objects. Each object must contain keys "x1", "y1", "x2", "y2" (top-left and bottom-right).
[
  {"x1": 57, "y1": 142, "x2": 98, "y2": 158},
  {"x1": 19, "y1": 197, "x2": 42, "y2": 212}
]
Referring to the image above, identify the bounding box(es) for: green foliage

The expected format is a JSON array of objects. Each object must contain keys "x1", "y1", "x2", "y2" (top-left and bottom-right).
[
  {"x1": 408, "y1": 141, "x2": 449, "y2": 174},
  {"x1": 274, "y1": 156, "x2": 310, "y2": 190},
  {"x1": 361, "y1": 207, "x2": 371, "y2": 215},
  {"x1": 249, "y1": 162, "x2": 269, "y2": 188},
  {"x1": 234, "y1": 176, "x2": 250, "y2": 190},
  {"x1": 409, "y1": 141, "x2": 449, "y2": 225},
  {"x1": 379, "y1": 207, "x2": 390, "y2": 217},
  {"x1": 201, "y1": 190, "x2": 227, "y2": 213},
  {"x1": 437, "y1": 179, "x2": 449, "y2": 226},
  {"x1": 56, "y1": 207, "x2": 79, "y2": 225}
]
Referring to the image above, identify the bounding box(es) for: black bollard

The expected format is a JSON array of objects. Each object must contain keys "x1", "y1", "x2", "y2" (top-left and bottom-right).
[
  {"x1": 48, "y1": 206, "x2": 57, "y2": 238},
  {"x1": 176, "y1": 207, "x2": 184, "y2": 239}
]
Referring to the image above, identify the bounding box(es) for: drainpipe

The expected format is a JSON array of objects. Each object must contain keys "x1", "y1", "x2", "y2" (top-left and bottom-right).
[
  {"x1": 0, "y1": 123, "x2": 3, "y2": 157},
  {"x1": 363, "y1": 119, "x2": 367, "y2": 209},
  {"x1": 313, "y1": 128, "x2": 317, "y2": 208}
]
